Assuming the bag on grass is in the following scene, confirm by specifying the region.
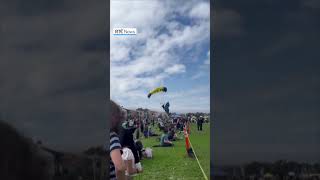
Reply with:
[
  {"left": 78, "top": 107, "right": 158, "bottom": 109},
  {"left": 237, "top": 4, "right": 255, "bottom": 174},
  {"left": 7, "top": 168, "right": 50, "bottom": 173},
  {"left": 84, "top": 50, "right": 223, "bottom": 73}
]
[{"left": 143, "top": 147, "right": 153, "bottom": 158}]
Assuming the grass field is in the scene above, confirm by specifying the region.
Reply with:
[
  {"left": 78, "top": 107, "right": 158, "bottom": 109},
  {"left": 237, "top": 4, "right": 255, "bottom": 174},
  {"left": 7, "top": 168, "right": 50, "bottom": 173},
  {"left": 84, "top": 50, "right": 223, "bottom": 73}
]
[{"left": 135, "top": 123, "right": 210, "bottom": 180}]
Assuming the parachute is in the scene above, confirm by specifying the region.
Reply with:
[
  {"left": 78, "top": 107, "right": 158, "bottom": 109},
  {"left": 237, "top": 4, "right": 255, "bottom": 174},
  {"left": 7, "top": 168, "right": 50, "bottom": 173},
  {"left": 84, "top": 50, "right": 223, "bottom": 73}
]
[
  {"left": 148, "top": 86, "right": 170, "bottom": 115},
  {"left": 147, "top": 86, "right": 167, "bottom": 98}
]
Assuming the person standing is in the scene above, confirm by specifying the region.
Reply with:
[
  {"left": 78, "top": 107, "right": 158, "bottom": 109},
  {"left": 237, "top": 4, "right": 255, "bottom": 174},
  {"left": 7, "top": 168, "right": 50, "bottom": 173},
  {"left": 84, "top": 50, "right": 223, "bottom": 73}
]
[
  {"left": 196, "top": 116, "right": 202, "bottom": 131},
  {"left": 197, "top": 116, "right": 204, "bottom": 131}
]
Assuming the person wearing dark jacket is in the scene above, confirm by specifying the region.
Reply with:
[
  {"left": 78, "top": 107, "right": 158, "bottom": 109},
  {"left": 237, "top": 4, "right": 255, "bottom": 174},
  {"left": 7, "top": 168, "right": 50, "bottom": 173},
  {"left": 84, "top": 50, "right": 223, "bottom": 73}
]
[
  {"left": 119, "top": 123, "right": 141, "bottom": 163},
  {"left": 197, "top": 116, "right": 204, "bottom": 131}
]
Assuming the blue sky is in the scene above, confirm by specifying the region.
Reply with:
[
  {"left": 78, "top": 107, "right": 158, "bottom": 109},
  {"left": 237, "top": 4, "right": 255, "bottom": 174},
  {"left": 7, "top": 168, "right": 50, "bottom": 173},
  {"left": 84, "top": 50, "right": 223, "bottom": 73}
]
[{"left": 111, "top": 0, "right": 210, "bottom": 113}]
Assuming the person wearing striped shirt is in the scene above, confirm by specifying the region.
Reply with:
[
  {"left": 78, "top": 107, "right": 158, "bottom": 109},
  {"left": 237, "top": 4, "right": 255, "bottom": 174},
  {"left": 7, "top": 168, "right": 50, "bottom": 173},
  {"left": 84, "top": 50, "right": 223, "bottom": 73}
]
[
  {"left": 110, "top": 100, "right": 126, "bottom": 180},
  {"left": 110, "top": 132, "right": 125, "bottom": 180}
]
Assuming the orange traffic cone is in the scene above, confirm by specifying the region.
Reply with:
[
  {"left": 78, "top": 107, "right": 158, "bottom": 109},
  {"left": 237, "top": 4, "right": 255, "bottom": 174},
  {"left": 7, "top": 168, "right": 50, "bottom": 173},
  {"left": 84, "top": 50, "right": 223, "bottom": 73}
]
[
  {"left": 184, "top": 127, "right": 194, "bottom": 158},
  {"left": 184, "top": 129, "right": 190, "bottom": 151}
]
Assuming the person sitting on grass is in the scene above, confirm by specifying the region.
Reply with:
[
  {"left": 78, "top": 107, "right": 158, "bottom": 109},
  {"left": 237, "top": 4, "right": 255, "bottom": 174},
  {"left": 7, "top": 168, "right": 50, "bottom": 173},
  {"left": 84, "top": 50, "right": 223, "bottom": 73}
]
[
  {"left": 161, "top": 129, "right": 174, "bottom": 146},
  {"left": 168, "top": 128, "right": 178, "bottom": 141},
  {"left": 144, "top": 124, "right": 159, "bottom": 138},
  {"left": 176, "top": 119, "right": 183, "bottom": 131},
  {"left": 153, "top": 128, "right": 173, "bottom": 147},
  {"left": 121, "top": 145, "right": 142, "bottom": 180}
]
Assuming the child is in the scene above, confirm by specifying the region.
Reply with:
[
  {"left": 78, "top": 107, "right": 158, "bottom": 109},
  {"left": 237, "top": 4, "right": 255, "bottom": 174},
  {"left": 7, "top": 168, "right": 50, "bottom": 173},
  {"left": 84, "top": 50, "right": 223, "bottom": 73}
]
[{"left": 121, "top": 146, "right": 142, "bottom": 180}]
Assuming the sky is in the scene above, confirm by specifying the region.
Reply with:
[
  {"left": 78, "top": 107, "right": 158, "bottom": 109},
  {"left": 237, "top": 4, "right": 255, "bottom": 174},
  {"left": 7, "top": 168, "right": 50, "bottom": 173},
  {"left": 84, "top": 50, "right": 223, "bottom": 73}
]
[
  {"left": 110, "top": 0, "right": 210, "bottom": 113},
  {"left": 213, "top": 0, "right": 320, "bottom": 165}
]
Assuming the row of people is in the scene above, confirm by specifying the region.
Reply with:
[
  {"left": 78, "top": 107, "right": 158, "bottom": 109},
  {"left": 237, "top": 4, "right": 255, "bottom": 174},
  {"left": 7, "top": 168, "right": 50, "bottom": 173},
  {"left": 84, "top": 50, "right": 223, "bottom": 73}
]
[
  {"left": 110, "top": 101, "right": 197, "bottom": 179},
  {"left": 111, "top": 100, "right": 156, "bottom": 180},
  {"left": 110, "top": 100, "right": 142, "bottom": 180}
]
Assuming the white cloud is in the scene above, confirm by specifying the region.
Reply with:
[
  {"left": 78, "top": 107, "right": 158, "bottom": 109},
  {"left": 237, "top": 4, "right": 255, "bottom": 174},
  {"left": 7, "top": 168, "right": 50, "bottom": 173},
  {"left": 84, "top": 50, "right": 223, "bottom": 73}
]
[
  {"left": 167, "top": 86, "right": 210, "bottom": 113},
  {"left": 165, "top": 64, "right": 186, "bottom": 74},
  {"left": 189, "top": 2, "right": 210, "bottom": 19},
  {"left": 110, "top": 0, "right": 210, "bottom": 112}
]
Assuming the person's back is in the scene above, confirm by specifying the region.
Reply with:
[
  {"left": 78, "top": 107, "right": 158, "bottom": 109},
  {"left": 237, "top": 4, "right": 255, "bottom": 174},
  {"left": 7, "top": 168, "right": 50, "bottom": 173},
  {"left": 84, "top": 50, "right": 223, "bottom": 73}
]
[
  {"left": 120, "top": 127, "right": 140, "bottom": 165},
  {"left": 160, "top": 133, "right": 167, "bottom": 146},
  {"left": 197, "top": 118, "right": 200, "bottom": 125},
  {"left": 120, "top": 126, "right": 136, "bottom": 148},
  {"left": 160, "top": 129, "right": 173, "bottom": 147}
]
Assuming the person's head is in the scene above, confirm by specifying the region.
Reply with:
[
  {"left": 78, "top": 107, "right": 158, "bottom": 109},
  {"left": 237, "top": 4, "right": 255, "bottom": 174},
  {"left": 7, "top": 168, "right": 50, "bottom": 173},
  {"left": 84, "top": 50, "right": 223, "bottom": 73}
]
[
  {"left": 111, "top": 100, "right": 125, "bottom": 134},
  {"left": 128, "top": 119, "right": 134, "bottom": 127}
]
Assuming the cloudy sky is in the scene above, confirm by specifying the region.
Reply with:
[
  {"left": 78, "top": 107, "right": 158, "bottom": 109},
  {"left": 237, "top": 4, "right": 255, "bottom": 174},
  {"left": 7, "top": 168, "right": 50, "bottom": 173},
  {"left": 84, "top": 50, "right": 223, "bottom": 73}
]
[
  {"left": 0, "top": 0, "right": 108, "bottom": 152},
  {"left": 213, "top": 0, "right": 320, "bottom": 165},
  {"left": 110, "top": 0, "right": 210, "bottom": 113}
]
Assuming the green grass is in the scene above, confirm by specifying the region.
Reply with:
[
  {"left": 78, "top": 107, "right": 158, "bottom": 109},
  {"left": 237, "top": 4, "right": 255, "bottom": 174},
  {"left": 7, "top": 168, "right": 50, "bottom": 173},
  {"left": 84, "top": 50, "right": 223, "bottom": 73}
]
[{"left": 135, "top": 123, "right": 210, "bottom": 180}]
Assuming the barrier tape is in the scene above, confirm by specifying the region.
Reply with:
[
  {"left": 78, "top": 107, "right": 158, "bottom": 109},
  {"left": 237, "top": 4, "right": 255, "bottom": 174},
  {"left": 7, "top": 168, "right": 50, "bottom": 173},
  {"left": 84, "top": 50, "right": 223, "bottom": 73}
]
[{"left": 188, "top": 135, "right": 208, "bottom": 180}]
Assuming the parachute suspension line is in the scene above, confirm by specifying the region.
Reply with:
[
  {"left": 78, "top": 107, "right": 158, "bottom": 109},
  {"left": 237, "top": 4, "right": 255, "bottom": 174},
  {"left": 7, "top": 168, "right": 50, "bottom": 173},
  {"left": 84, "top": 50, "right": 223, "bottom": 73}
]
[
  {"left": 162, "top": 91, "right": 166, "bottom": 106},
  {"left": 147, "top": 86, "right": 169, "bottom": 114}
]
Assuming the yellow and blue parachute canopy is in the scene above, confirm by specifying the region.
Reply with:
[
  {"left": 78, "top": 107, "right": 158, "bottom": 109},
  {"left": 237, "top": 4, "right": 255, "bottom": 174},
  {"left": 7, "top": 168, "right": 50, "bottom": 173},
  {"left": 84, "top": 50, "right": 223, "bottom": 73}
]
[{"left": 147, "top": 86, "right": 167, "bottom": 98}]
